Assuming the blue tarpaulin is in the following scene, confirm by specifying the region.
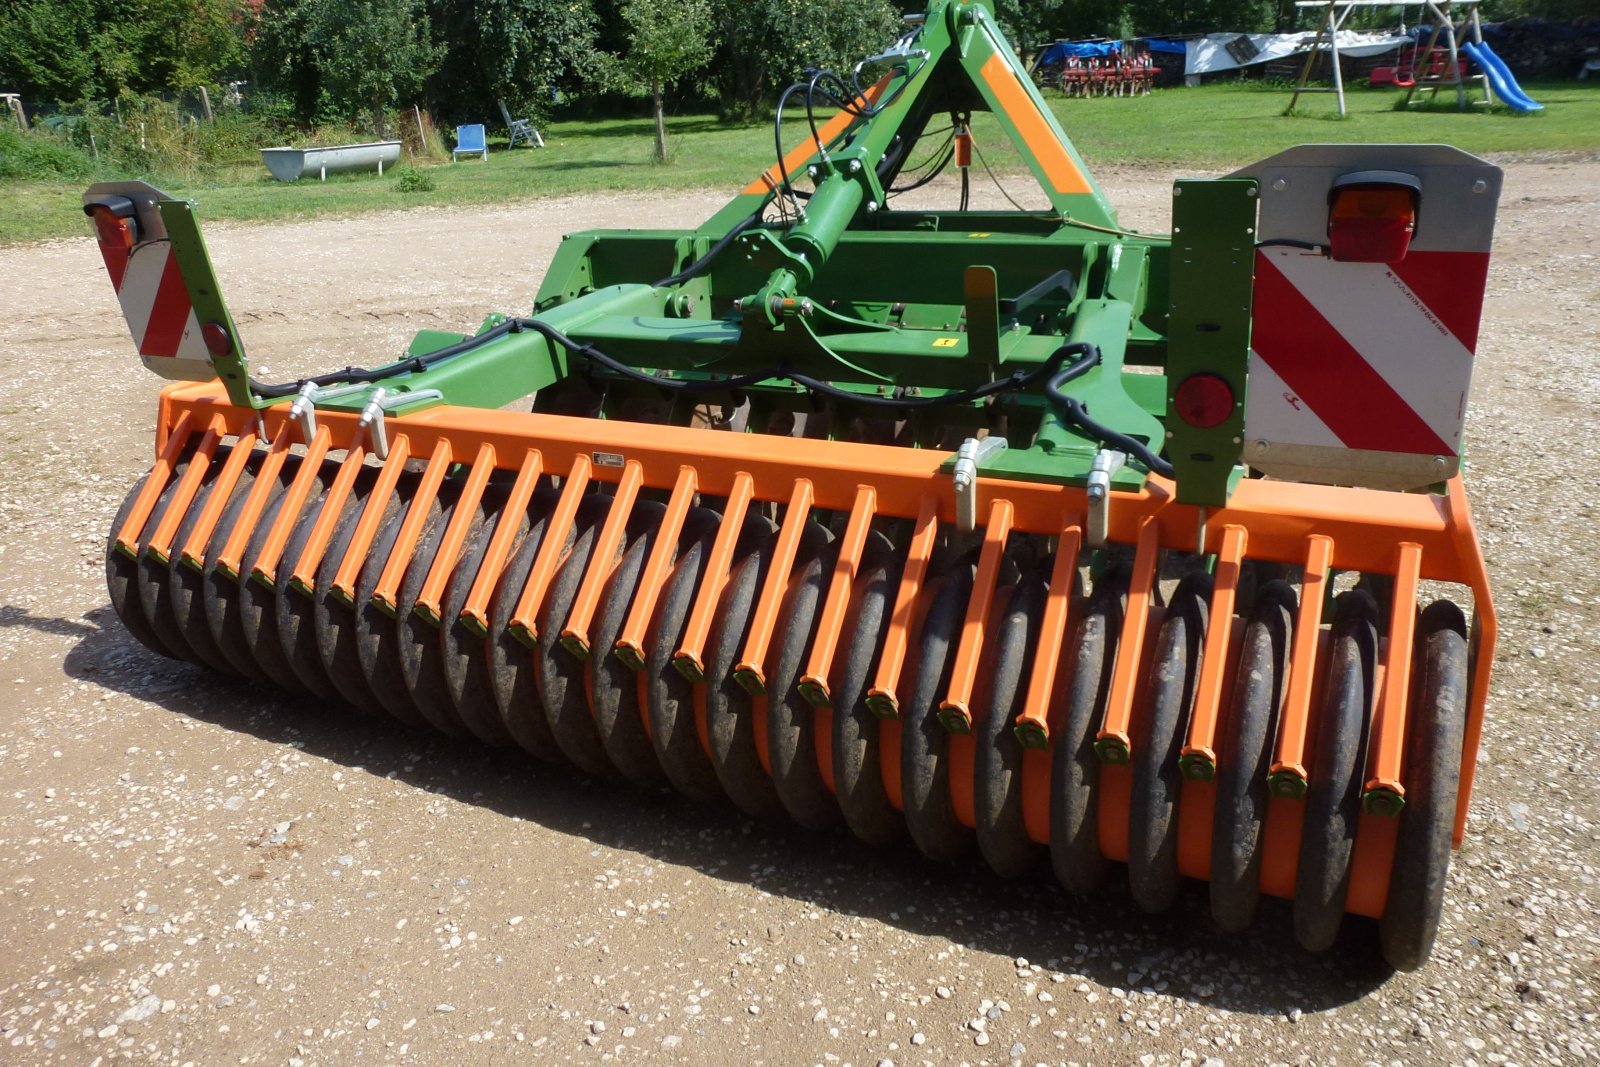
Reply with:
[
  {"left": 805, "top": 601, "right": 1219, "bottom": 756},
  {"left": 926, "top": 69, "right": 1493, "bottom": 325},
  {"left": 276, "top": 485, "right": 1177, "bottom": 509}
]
[
  {"left": 1037, "top": 41, "right": 1123, "bottom": 65},
  {"left": 1144, "top": 38, "right": 1188, "bottom": 55}
]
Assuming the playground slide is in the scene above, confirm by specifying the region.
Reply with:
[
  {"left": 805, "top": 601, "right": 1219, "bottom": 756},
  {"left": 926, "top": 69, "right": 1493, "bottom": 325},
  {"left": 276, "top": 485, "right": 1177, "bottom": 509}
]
[{"left": 1462, "top": 41, "right": 1544, "bottom": 112}]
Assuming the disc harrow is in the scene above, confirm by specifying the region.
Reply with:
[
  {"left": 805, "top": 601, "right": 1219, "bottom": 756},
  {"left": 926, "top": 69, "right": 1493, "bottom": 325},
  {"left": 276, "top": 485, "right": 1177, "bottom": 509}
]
[{"left": 85, "top": 0, "right": 1503, "bottom": 969}]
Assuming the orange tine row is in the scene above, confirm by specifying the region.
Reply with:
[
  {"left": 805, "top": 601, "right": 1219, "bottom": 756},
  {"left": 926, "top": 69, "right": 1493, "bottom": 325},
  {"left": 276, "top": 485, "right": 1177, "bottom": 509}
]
[
  {"left": 1179, "top": 523, "right": 1248, "bottom": 780},
  {"left": 331, "top": 434, "right": 412, "bottom": 604},
  {"left": 732, "top": 477, "right": 813, "bottom": 693},
  {"left": 213, "top": 429, "right": 295, "bottom": 580},
  {"left": 178, "top": 431, "right": 257, "bottom": 571},
  {"left": 287, "top": 431, "right": 368, "bottom": 596},
  {"left": 1012, "top": 520, "right": 1084, "bottom": 748},
  {"left": 1095, "top": 515, "right": 1160, "bottom": 763},
  {"left": 1269, "top": 534, "right": 1334, "bottom": 797},
  {"left": 457, "top": 449, "right": 543, "bottom": 638},
  {"left": 113, "top": 409, "right": 195, "bottom": 557},
  {"left": 864, "top": 494, "right": 940, "bottom": 719},
  {"left": 141, "top": 421, "right": 223, "bottom": 563},
  {"left": 560, "top": 458, "right": 644, "bottom": 657},
  {"left": 507, "top": 453, "right": 592, "bottom": 647},
  {"left": 938, "top": 498, "right": 1014, "bottom": 733},
  {"left": 673, "top": 471, "right": 756, "bottom": 681},
  {"left": 797, "top": 485, "right": 878, "bottom": 708},
  {"left": 1364, "top": 540, "right": 1422, "bottom": 815},
  {"left": 414, "top": 442, "right": 498, "bottom": 627},
  {"left": 369, "top": 439, "right": 453, "bottom": 617},
  {"left": 249, "top": 424, "right": 333, "bottom": 588}
]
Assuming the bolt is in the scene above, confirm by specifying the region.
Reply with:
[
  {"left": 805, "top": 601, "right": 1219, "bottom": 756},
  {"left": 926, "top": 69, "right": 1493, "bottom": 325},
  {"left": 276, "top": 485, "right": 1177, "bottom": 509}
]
[
  {"left": 807, "top": 166, "right": 819, "bottom": 180},
  {"left": 848, "top": 160, "right": 861, "bottom": 174},
  {"left": 1433, "top": 455, "right": 1448, "bottom": 469},
  {"left": 1253, "top": 439, "right": 1270, "bottom": 454},
  {"left": 866, "top": 200, "right": 879, "bottom": 213},
  {"left": 1173, "top": 186, "right": 1183, "bottom": 197},
  {"left": 1272, "top": 178, "right": 1288, "bottom": 192},
  {"left": 1472, "top": 179, "right": 1488, "bottom": 193},
  {"left": 1246, "top": 186, "right": 1258, "bottom": 198}
]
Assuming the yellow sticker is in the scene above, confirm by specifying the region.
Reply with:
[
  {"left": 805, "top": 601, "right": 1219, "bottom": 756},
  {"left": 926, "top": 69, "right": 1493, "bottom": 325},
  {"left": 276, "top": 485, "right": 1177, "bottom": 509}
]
[
  {"left": 967, "top": 232, "right": 992, "bottom": 238},
  {"left": 933, "top": 337, "right": 959, "bottom": 348}
]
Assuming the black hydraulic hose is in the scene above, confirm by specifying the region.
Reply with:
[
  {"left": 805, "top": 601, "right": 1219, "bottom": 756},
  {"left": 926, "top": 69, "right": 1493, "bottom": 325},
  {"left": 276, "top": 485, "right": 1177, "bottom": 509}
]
[
  {"left": 1044, "top": 344, "right": 1175, "bottom": 478},
  {"left": 651, "top": 199, "right": 773, "bottom": 289}
]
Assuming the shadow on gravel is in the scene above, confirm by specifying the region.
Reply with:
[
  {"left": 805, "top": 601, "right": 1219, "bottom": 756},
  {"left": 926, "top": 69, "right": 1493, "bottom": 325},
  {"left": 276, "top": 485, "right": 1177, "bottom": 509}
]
[{"left": 63, "top": 608, "right": 1393, "bottom": 1016}]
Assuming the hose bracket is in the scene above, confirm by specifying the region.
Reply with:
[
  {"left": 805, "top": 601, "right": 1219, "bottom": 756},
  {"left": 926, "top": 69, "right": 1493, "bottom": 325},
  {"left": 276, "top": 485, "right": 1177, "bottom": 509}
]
[{"left": 951, "top": 436, "right": 1007, "bottom": 533}]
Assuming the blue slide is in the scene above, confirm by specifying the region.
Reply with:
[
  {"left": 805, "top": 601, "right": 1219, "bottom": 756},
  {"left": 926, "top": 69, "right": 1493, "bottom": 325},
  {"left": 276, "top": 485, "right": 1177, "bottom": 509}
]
[{"left": 1461, "top": 40, "right": 1544, "bottom": 112}]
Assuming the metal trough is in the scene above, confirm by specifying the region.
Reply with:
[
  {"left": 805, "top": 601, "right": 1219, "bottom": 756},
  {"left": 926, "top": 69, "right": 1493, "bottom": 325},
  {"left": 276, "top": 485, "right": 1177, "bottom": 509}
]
[{"left": 260, "top": 141, "right": 402, "bottom": 183}]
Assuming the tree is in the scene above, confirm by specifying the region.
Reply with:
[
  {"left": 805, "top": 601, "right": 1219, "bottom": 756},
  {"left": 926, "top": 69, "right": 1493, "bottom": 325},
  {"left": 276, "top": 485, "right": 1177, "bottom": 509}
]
[
  {"left": 251, "top": 0, "right": 440, "bottom": 132},
  {"left": 604, "top": 0, "right": 715, "bottom": 161},
  {"left": 709, "top": 0, "right": 901, "bottom": 120},
  {"left": 0, "top": 0, "right": 245, "bottom": 104},
  {"left": 428, "top": 0, "right": 601, "bottom": 127}
]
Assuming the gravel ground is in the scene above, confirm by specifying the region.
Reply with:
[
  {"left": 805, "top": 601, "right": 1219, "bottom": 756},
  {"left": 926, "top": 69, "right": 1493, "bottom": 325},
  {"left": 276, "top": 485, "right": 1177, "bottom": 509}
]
[{"left": 0, "top": 159, "right": 1596, "bottom": 1067}]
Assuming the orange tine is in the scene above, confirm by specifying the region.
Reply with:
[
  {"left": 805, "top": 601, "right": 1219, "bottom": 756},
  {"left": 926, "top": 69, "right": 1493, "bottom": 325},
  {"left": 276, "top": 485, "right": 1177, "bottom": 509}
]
[
  {"left": 673, "top": 471, "right": 756, "bottom": 682},
  {"left": 414, "top": 442, "right": 499, "bottom": 627},
  {"left": 287, "top": 434, "right": 368, "bottom": 596},
  {"left": 1268, "top": 534, "right": 1334, "bottom": 798},
  {"left": 1364, "top": 541, "right": 1422, "bottom": 816},
  {"left": 937, "top": 498, "right": 1014, "bottom": 734},
  {"left": 1179, "top": 523, "right": 1248, "bottom": 781},
  {"left": 1094, "top": 515, "right": 1159, "bottom": 764},
  {"left": 113, "top": 409, "right": 195, "bottom": 557},
  {"left": 458, "top": 448, "right": 543, "bottom": 638},
  {"left": 250, "top": 424, "right": 333, "bottom": 588},
  {"left": 560, "top": 458, "right": 644, "bottom": 658},
  {"left": 178, "top": 431, "right": 257, "bottom": 570},
  {"left": 369, "top": 438, "right": 453, "bottom": 617},
  {"left": 142, "top": 422, "right": 222, "bottom": 563},
  {"left": 865, "top": 493, "right": 940, "bottom": 720},
  {"left": 331, "top": 434, "right": 412, "bottom": 604},
  {"left": 613, "top": 465, "right": 697, "bottom": 669},
  {"left": 732, "top": 477, "right": 813, "bottom": 694},
  {"left": 507, "top": 453, "right": 593, "bottom": 647},
  {"left": 1012, "top": 521, "right": 1084, "bottom": 748},
  {"left": 1444, "top": 476, "right": 1495, "bottom": 845},
  {"left": 797, "top": 485, "right": 878, "bottom": 708},
  {"left": 213, "top": 430, "right": 294, "bottom": 580}
]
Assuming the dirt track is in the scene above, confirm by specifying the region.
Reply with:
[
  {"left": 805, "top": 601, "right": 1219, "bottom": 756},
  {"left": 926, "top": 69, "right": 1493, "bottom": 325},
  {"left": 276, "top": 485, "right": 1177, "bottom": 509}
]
[{"left": 1, "top": 161, "right": 1597, "bottom": 1066}]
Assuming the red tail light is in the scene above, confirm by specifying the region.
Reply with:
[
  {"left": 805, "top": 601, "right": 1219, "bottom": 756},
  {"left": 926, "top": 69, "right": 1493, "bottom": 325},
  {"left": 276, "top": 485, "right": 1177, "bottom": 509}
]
[
  {"left": 1327, "top": 172, "right": 1420, "bottom": 263},
  {"left": 1173, "top": 373, "right": 1235, "bottom": 428}
]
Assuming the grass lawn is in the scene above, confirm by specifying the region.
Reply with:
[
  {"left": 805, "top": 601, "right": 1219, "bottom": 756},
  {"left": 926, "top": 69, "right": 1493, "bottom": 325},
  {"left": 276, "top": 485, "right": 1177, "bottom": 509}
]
[{"left": 5, "top": 79, "right": 1596, "bottom": 245}]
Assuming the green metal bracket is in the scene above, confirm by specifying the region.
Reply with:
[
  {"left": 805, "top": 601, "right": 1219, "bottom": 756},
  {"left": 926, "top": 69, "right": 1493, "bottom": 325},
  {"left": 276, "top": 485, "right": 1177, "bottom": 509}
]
[
  {"left": 1165, "top": 178, "right": 1257, "bottom": 508},
  {"left": 157, "top": 199, "right": 257, "bottom": 410}
]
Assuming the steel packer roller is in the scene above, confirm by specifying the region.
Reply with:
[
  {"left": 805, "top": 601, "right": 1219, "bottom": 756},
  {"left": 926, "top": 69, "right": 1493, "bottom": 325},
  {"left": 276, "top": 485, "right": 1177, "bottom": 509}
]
[{"left": 88, "top": 0, "right": 1500, "bottom": 969}]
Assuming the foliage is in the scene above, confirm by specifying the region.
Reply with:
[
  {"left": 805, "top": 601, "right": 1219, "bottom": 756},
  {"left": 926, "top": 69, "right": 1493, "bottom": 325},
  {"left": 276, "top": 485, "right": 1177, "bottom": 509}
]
[
  {"left": 709, "top": 0, "right": 903, "bottom": 120},
  {"left": 0, "top": 0, "right": 244, "bottom": 104},
  {"left": 597, "top": 0, "right": 717, "bottom": 161},
  {"left": 0, "top": 127, "right": 98, "bottom": 181},
  {"left": 396, "top": 165, "right": 435, "bottom": 191},
  {"left": 250, "top": 0, "right": 441, "bottom": 133},
  {"left": 429, "top": 0, "right": 600, "bottom": 127}
]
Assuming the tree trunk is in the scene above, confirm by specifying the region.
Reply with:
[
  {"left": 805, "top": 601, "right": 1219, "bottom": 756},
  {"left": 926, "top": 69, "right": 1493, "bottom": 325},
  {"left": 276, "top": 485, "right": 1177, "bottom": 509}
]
[{"left": 652, "top": 81, "right": 667, "bottom": 163}]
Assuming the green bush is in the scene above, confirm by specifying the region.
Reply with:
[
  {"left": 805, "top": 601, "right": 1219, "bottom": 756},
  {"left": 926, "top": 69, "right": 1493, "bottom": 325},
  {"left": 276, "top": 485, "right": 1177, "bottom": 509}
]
[
  {"left": 396, "top": 165, "right": 434, "bottom": 192},
  {"left": 0, "top": 128, "right": 98, "bottom": 181}
]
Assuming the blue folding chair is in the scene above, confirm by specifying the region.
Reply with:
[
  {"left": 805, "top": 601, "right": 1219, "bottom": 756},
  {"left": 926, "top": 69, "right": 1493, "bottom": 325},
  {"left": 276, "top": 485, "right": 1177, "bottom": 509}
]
[{"left": 453, "top": 124, "right": 488, "bottom": 162}]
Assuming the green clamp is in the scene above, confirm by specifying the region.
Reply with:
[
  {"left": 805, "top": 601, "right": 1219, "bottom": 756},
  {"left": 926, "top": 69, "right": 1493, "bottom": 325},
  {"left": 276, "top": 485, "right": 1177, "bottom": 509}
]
[
  {"left": 1093, "top": 736, "right": 1130, "bottom": 766},
  {"left": 1013, "top": 721, "right": 1049, "bottom": 751},
  {"left": 1178, "top": 752, "right": 1216, "bottom": 782},
  {"left": 1362, "top": 786, "right": 1406, "bottom": 818},
  {"left": 1267, "top": 769, "right": 1308, "bottom": 800}
]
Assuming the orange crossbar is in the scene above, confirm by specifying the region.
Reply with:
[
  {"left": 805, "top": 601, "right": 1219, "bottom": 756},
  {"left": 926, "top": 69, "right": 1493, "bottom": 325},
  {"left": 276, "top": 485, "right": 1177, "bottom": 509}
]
[
  {"left": 213, "top": 430, "right": 292, "bottom": 579},
  {"left": 939, "top": 498, "right": 1014, "bottom": 732},
  {"left": 331, "top": 434, "right": 411, "bottom": 602},
  {"left": 288, "top": 434, "right": 368, "bottom": 594},
  {"left": 1270, "top": 534, "right": 1334, "bottom": 795},
  {"left": 415, "top": 442, "right": 498, "bottom": 625},
  {"left": 178, "top": 430, "right": 256, "bottom": 569},
  {"left": 509, "top": 453, "right": 592, "bottom": 645},
  {"left": 561, "top": 458, "right": 643, "bottom": 657},
  {"left": 370, "top": 438, "right": 453, "bottom": 615},
  {"left": 114, "top": 409, "right": 194, "bottom": 556},
  {"left": 142, "top": 421, "right": 221, "bottom": 561},
  {"left": 1180, "top": 523, "right": 1248, "bottom": 777},
  {"left": 1096, "top": 516, "right": 1159, "bottom": 762},
  {"left": 251, "top": 424, "right": 332, "bottom": 586},
  {"left": 798, "top": 485, "right": 877, "bottom": 707},
  {"left": 675, "top": 471, "right": 755, "bottom": 680},
  {"left": 614, "top": 465, "right": 696, "bottom": 669},
  {"left": 1013, "top": 522, "right": 1083, "bottom": 745},
  {"left": 458, "top": 449, "right": 543, "bottom": 635},
  {"left": 1365, "top": 541, "right": 1422, "bottom": 811},
  {"left": 866, "top": 494, "right": 940, "bottom": 719},
  {"left": 734, "top": 478, "right": 813, "bottom": 692}
]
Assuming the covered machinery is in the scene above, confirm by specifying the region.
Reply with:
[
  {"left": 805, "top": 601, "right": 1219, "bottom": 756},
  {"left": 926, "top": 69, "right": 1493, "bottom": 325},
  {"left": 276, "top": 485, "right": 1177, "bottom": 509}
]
[{"left": 88, "top": 0, "right": 1500, "bottom": 969}]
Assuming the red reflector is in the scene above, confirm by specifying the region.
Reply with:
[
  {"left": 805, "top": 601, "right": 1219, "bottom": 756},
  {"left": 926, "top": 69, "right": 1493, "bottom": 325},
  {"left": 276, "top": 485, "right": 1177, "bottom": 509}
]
[
  {"left": 1328, "top": 185, "right": 1416, "bottom": 263},
  {"left": 954, "top": 128, "right": 972, "bottom": 169},
  {"left": 90, "top": 206, "right": 134, "bottom": 253},
  {"left": 1174, "top": 374, "right": 1234, "bottom": 429}
]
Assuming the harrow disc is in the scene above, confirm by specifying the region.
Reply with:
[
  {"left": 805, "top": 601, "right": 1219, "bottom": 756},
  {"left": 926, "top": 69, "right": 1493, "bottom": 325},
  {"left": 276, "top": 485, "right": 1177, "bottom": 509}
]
[
  {"left": 901, "top": 561, "right": 978, "bottom": 862},
  {"left": 107, "top": 468, "right": 189, "bottom": 661},
  {"left": 765, "top": 522, "right": 841, "bottom": 830},
  {"left": 486, "top": 487, "right": 565, "bottom": 762},
  {"left": 310, "top": 473, "right": 398, "bottom": 718},
  {"left": 353, "top": 480, "right": 444, "bottom": 731},
  {"left": 534, "top": 495, "right": 616, "bottom": 775},
  {"left": 200, "top": 455, "right": 297, "bottom": 683}
]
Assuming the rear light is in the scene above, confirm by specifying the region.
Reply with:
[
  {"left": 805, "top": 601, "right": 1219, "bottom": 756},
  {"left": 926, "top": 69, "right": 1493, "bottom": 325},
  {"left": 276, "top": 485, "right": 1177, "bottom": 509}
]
[
  {"left": 1327, "top": 171, "right": 1421, "bottom": 263},
  {"left": 953, "top": 125, "right": 972, "bottom": 169},
  {"left": 1173, "top": 373, "right": 1235, "bottom": 428},
  {"left": 85, "top": 201, "right": 138, "bottom": 289}
]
